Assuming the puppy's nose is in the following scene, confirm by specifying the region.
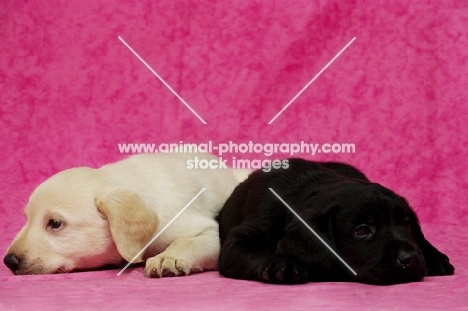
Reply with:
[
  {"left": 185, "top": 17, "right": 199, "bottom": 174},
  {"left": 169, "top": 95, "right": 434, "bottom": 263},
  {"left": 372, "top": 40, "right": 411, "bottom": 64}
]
[
  {"left": 4, "top": 254, "right": 21, "bottom": 271},
  {"left": 397, "top": 250, "right": 420, "bottom": 270}
]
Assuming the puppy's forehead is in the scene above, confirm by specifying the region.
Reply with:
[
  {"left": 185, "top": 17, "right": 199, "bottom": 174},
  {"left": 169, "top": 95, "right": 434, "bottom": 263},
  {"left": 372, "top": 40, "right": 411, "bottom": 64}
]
[
  {"left": 37, "top": 167, "right": 97, "bottom": 189},
  {"left": 351, "top": 201, "right": 407, "bottom": 222},
  {"left": 25, "top": 167, "right": 99, "bottom": 215},
  {"left": 343, "top": 183, "right": 412, "bottom": 223}
]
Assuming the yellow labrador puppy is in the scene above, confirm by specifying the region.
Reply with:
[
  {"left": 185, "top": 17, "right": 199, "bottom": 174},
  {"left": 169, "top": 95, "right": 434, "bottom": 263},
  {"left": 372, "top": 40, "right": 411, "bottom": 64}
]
[{"left": 4, "top": 153, "right": 251, "bottom": 277}]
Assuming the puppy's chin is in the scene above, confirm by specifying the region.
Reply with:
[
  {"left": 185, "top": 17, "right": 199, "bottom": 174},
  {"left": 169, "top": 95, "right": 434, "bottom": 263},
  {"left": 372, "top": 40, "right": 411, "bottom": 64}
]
[
  {"left": 68, "top": 253, "right": 124, "bottom": 273},
  {"left": 13, "top": 265, "right": 72, "bottom": 275},
  {"left": 11, "top": 252, "right": 124, "bottom": 275},
  {"left": 69, "top": 262, "right": 126, "bottom": 273},
  {"left": 355, "top": 266, "right": 426, "bottom": 285},
  {"left": 15, "top": 262, "right": 126, "bottom": 275}
]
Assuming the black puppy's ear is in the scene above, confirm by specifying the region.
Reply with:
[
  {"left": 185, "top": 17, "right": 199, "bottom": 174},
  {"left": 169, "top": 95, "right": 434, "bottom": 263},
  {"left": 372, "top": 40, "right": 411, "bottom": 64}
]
[
  {"left": 279, "top": 203, "right": 337, "bottom": 250},
  {"left": 308, "top": 203, "right": 337, "bottom": 248},
  {"left": 410, "top": 219, "right": 454, "bottom": 276}
]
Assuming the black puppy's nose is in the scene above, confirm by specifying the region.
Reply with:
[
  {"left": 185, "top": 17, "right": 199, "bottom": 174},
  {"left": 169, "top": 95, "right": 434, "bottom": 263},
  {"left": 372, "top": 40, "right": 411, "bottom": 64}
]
[
  {"left": 397, "top": 250, "right": 420, "bottom": 270},
  {"left": 4, "top": 254, "right": 21, "bottom": 271}
]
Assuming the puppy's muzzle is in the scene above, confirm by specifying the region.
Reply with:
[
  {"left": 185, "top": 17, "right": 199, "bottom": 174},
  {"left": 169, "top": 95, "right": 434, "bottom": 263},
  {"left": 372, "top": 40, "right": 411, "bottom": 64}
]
[
  {"left": 4, "top": 253, "right": 21, "bottom": 272},
  {"left": 392, "top": 243, "right": 424, "bottom": 277}
]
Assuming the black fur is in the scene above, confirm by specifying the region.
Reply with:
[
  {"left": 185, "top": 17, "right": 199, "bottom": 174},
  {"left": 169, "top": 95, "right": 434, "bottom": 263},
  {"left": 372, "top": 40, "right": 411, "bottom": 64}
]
[{"left": 217, "top": 158, "right": 454, "bottom": 285}]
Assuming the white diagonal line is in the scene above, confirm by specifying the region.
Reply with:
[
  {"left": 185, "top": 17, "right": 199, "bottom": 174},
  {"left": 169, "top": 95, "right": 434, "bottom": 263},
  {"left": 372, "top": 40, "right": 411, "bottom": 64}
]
[
  {"left": 117, "top": 188, "right": 206, "bottom": 276},
  {"left": 268, "top": 37, "right": 356, "bottom": 124},
  {"left": 268, "top": 188, "right": 357, "bottom": 275},
  {"left": 118, "top": 36, "right": 207, "bottom": 124}
]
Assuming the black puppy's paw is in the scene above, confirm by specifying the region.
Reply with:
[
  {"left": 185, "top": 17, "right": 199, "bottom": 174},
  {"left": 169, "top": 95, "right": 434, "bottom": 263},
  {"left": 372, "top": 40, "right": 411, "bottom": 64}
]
[
  {"left": 261, "top": 257, "right": 307, "bottom": 284},
  {"left": 425, "top": 253, "right": 454, "bottom": 276}
]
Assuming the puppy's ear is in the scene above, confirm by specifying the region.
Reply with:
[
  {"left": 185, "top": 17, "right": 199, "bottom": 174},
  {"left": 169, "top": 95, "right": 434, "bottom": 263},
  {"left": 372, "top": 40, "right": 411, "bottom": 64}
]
[
  {"left": 95, "top": 190, "right": 159, "bottom": 263},
  {"left": 313, "top": 203, "right": 337, "bottom": 247},
  {"left": 410, "top": 217, "right": 454, "bottom": 276},
  {"left": 278, "top": 203, "right": 337, "bottom": 264}
]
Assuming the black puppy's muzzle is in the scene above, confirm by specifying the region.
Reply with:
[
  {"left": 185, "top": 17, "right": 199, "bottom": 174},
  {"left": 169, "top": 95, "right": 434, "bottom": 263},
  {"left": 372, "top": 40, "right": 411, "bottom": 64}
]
[{"left": 390, "top": 241, "right": 425, "bottom": 280}]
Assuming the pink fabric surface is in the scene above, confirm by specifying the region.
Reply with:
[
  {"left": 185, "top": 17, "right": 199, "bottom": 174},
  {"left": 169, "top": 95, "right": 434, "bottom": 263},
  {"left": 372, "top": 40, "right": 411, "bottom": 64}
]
[
  {"left": 0, "top": 225, "right": 466, "bottom": 310},
  {"left": 1, "top": 0, "right": 467, "bottom": 310}
]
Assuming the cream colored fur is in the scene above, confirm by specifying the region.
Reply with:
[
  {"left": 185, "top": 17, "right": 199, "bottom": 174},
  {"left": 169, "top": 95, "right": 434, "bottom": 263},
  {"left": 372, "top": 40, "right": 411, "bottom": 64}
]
[{"left": 5, "top": 153, "right": 251, "bottom": 276}]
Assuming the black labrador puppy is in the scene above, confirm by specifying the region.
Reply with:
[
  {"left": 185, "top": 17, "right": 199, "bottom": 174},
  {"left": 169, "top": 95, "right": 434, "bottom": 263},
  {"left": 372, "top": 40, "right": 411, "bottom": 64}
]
[{"left": 217, "top": 159, "right": 454, "bottom": 285}]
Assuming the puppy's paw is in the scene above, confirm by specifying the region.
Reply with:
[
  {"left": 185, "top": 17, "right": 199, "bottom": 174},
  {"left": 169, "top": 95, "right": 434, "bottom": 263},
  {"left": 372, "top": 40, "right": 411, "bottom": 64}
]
[
  {"left": 261, "top": 257, "right": 307, "bottom": 284},
  {"left": 144, "top": 254, "right": 190, "bottom": 278},
  {"left": 425, "top": 253, "right": 454, "bottom": 276}
]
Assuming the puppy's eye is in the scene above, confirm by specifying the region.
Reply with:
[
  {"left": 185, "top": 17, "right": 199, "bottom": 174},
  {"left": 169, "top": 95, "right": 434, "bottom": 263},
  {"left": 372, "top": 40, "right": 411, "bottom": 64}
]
[
  {"left": 47, "top": 219, "right": 64, "bottom": 230},
  {"left": 404, "top": 219, "right": 412, "bottom": 232},
  {"left": 354, "top": 225, "right": 371, "bottom": 236}
]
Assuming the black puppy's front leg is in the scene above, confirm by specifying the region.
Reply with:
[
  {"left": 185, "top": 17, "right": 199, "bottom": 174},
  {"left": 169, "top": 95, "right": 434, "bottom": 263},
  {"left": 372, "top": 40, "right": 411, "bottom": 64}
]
[
  {"left": 262, "top": 218, "right": 339, "bottom": 284},
  {"left": 219, "top": 224, "right": 278, "bottom": 281},
  {"left": 262, "top": 234, "right": 309, "bottom": 284}
]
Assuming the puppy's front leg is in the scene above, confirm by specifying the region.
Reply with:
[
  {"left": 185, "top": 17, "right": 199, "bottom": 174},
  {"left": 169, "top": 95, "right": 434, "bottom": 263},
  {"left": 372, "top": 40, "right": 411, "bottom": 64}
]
[
  {"left": 144, "top": 228, "right": 219, "bottom": 278},
  {"left": 264, "top": 219, "right": 339, "bottom": 284},
  {"left": 262, "top": 231, "right": 310, "bottom": 284}
]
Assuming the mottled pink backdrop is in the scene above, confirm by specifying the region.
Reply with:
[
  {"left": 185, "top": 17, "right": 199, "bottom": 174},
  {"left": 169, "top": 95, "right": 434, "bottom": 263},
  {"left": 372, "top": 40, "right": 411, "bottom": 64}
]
[{"left": 1, "top": 1, "right": 467, "bottom": 310}]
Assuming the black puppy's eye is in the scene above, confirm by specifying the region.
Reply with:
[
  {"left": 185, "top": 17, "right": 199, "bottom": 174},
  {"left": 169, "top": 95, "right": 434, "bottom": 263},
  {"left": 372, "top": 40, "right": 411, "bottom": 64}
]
[
  {"left": 47, "top": 219, "right": 64, "bottom": 230},
  {"left": 404, "top": 219, "right": 412, "bottom": 232},
  {"left": 354, "top": 225, "right": 371, "bottom": 236}
]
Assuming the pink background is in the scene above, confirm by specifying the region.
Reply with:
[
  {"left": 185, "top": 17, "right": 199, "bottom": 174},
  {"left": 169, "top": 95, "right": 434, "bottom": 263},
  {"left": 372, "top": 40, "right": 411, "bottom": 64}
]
[{"left": 1, "top": 0, "right": 467, "bottom": 310}]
